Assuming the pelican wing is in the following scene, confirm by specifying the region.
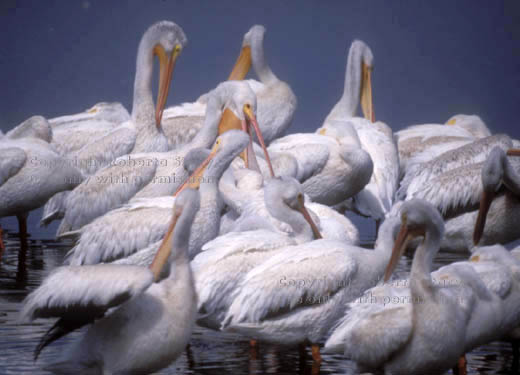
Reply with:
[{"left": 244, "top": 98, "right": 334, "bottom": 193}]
[
  {"left": 268, "top": 134, "right": 331, "bottom": 181},
  {"left": 20, "top": 264, "right": 153, "bottom": 359},
  {"left": 0, "top": 147, "right": 26, "bottom": 186},
  {"left": 359, "top": 121, "right": 400, "bottom": 210},
  {"left": 193, "top": 230, "right": 295, "bottom": 316},
  {"left": 325, "top": 283, "right": 412, "bottom": 365},
  {"left": 409, "top": 163, "right": 483, "bottom": 215},
  {"left": 162, "top": 102, "right": 206, "bottom": 148},
  {"left": 57, "top": 154, "right": 158, "bottom": 235},
  {"left": 65, "top": 197, "right": 175, "bottom": 265},
  {"left": 20, "top": 264, "right": 153, "bottom": 322},
  {"left": 399, "top": 134, "right": 511, "bottom": 200},
  {"left": 224, "top": 240, "right": 357, "bottom": 324},
  {"left": 68, "top": 124, "right": 137, "bottom": 175}
]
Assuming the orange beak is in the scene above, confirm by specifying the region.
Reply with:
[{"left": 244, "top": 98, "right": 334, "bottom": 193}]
[
  {"left": 243, "top": 105, "right": 275, "bottom": 177},
  {"left": 360, "top": 62, "right": 375, "bottom": 123},
  {"left": 296, "top": 194, "right": 322, "bottom": 240},
  {"left": 149, "top": 205, "right": 183, "bottom": 281},
  {"left": 384, "top": 220, "right": 413, "bottom": 282},
  {"left": 154, "top": 44, "right": 181, "bottom": 128},
  {"left": 228, "top": 46, "right": 252, "bottom": 81},
  {"left": 473, "top": 190, "right": 495, "bottom": 246},
  {"left": 174, "top": 143, "right": 220, "bottom": 197}
]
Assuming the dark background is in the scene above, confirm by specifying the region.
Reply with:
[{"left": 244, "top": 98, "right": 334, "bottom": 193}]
[
  {"left": 1, "top": 1, "right": 519, "bottom": 136},
  {"left": 1, "top": 0, "right": 520, "bottom": 237}
]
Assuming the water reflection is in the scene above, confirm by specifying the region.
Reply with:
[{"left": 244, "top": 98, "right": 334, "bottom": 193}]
[{"left": 0, "top": 218, "right": 517, "bottom": 374}]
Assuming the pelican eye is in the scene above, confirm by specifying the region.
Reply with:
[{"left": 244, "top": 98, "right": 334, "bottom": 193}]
[{"left": 175, "top": 44, "right": 182, "bottom": 53}]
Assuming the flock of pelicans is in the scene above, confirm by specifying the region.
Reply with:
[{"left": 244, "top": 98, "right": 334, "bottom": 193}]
[{"left": 1, "top": 20, "right": 520, "bottom": 374}]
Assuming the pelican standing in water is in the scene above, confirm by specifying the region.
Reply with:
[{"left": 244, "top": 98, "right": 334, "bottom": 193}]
[
  {"left": 222, "top": 209, "right": 399, "bottom": 362},
  {"left": 65, "top": 130, "right": 251, "bottom": 265},
  {"left": 325, "top": 199, "right": 467, "bottom": 373},
  {"left": 320, "top": 40, "right": 399, "bottom": 221},
  {"left": 55, "top": 81, "right": 274, "bottom": 235},
  {"left": 162, "top": 24, "right": 296, "bottom": 148},
  {"left": 41, "top": 21, "right": 187, "bottom": 226},
  {"left": 19, "top": 188, "right": 200, "bottom": 374},
  {"left": 0, "top": 120, "right": 82, "bottom": 256}
]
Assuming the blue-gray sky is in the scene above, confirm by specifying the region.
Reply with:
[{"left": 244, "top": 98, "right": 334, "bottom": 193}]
[{"left": 1, "top": 0, "right": 520, "bottom": 138}]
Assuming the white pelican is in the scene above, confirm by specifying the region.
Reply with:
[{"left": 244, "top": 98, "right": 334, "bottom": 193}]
[
  {"left": 396, "top": 114, "right": 491, "bottom": 175},
  {"left": 19, "top": 188, "right": 200, "bottom": 374},
  {"left": 49, "top": 102, "right": 130, "bottom": 155},
  {"left": 162, "top": 24, "right": 296, "bottom": 148},
  {"left": 264, "top": 122, "right": 373, "bottom": 206},
  {"left": 324, "top": 199, "right": 467, "bottom": 373},
  {"left": 325, "top": 244, "right": 520, "bottom": 374},
  {"left": 464, "top": 146, "right": 520, "bottom": 249},
  {"left": 218, "top": 167, "right": 359, "bottom": 243},
  {"left": 398, "top": 133, "right": 512, "bottom": 202},
  {"left": 398, "top": 144, "right": 520, "bottom": 252},
  {"left": 40, "top": 21, "right": 187, "bottom": 227},
  {"left": 55, "top": 81, "right": 273, "bottom": 236},
  {"left": 320, "top": 40, "right": 399, "bottom": 220},
  {"left": 222, "top": 211, "right": 400, "bottom": 362},
  {"left": 192, "top": 175, "right": 323, "bottom": 331},
  {"left": 64, "top": 130, "right": 250, "bottom": 265},
  {"left": 0, "top": 129, "right": 82, "bottom": 255},
  {"left": 4, "top": 115, "right": 52, "bottom": 142}
]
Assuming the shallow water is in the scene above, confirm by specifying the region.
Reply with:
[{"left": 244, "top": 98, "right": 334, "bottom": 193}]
[{"left": 0, "top": 211, "right": 518, "bottom": 375}]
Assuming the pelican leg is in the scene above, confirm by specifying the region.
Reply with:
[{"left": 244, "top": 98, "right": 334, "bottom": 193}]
[
  {"left": 452, "top": 354, "right": 467, "bottom": 375},
  {"left": 185, "top": 343, "right": 195, "bottom": 369},
  {"left": 17, "top": 213, "right": 28, "bottom": 247},
  {"left": 249, "top": 339, "right": 258, "bottom": 360},
  {"left": 311, "top": 344, "right": 322, "bottom": 363}
]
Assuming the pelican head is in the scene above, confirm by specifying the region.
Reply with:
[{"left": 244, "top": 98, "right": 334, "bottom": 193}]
[
  {"left": 384, "top": 199, "right": 444, "bottom": 282},
  {"left": 264, "top": 177, "right": 322, "bottom": 240},
  {"left": 470, "top": 244, "right": 520, "bottom": 265},
  {"left": 216, "top": 81, "right": 275, "bottom": 176},
  {"left": 136, "top": 21, "right": 187, "bottom": 127},
  {"left": 7, "top": 116, "right": 52, "bottom": 143},
  {"left": 473, "top": 146, "right": 520, "bottom": 245},
  {"left": 174, "top": 130, "right": 250, "bottom": 196},
  {"left": 227, "top": 25, "right": 266, "bottom": 80},
  {"left": 349, "top": 40, "right": 374, "bottom": 122},
  {"left": 445, "top": 114, "right": 491, "bottom": 138}
]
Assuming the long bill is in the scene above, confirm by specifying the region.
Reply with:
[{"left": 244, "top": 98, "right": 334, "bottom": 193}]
[
  {"left": 173, "top": 145, "right": 219, "bottom": 197},
  {"left": 217, "top": 108, "right": 260, "bottom": 174},
  {"left": 360, "top": 62, "right": 375, "bottom": 123},
  {"left": 243, "top": 106, "right": 275, "bottom": 177},
  {"left": 296, "top": 194, "right": 322, "bottom": 240},
  {"left": 228, "top": 46, "right": 252, "bottom": 80},
  {"left": 149, "top": 206, "right": 183, "bottom": 281},
  {"left": 383, "top": 224, "right": 411, "bottom": 282},
  {"left": 155, "top": 44, "right": 181, "bottom": 127},
  {"left": 473, "top": 190, "right": 495, "bottom": 246}
]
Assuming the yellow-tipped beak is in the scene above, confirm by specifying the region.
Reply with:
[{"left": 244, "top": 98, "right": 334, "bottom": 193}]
[
  {"left": 446, "top": 118, "right": 457, "bottom": 125},
  {"left": 243, "top": 105, "right": 275, "bottom": 177},
  {"left": 360, "top": 62, "right": 375, "bottom": 123},
  {"left": 154, "top": 44, "right": 182, "bottom": 128},
  {"left": 296, "top": 194, "right": 322, "bottom": 240},
  {"left": 149, "top": 205, "right": 183, "bottom": 281},
  {"left": 228, "top": 46, "right": 252, "bottom": 81}
]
